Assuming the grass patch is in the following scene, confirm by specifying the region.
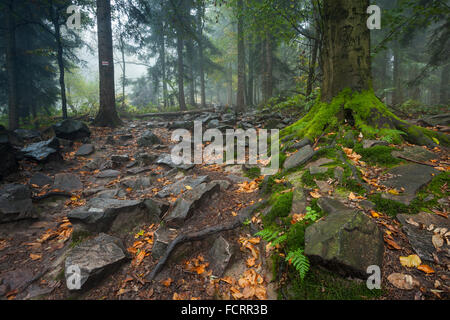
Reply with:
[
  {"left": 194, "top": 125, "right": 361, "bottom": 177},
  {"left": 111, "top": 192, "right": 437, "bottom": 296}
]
[{"left": 263, "top": 192, "right": 293, "bottom": 226}]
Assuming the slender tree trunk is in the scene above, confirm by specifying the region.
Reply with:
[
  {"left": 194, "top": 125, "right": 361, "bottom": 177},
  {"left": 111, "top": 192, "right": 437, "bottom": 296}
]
[
  {"left": 197, "top": 2, "right": 206, "bottom": 108},
  {"left": 265, "top": 34, "right": 273, "bottom": 101},
  {"left": 120, "top": 35, "right": 126, "bottom": 109},
  {"left": 186, "top": 41, "right": 196, "bottom": 107},
  {"left": 176, "top": 33, "right": 187, "bottom": 111},
  {"left": 306, "top": 37, "right": 319, "bottom": 97},
  {"left": 53, "top": 19, "right": 68, "bottom": 119},
  {"left": 261, "top": 40, "right": 268, "bottom": 103},
  {"left": 6, "top": 0, "right": 18, "bottom": 130},
  {"left": 236, "top": 0, "right": 246, "bottom": 112},
  {"left": 321, "top": 0, "right": 371, "bottom": 102},
  {"left": 94, "top": 0, "right": 122, "bottom": 127},
  {"left": 228, "top": 63, "right": 233, "bottom": 107},
  {"left": 392, "top": 43, "right": 403, "bottom": 106},
  {"left": 440, "top": 64, "right": 449, "bottom": 105},
  {"left": 247, "top": 40, "right": 254, "bottom": 106},
  {"left": 159, "top": 32, "right": 168, "bottom": 109}
]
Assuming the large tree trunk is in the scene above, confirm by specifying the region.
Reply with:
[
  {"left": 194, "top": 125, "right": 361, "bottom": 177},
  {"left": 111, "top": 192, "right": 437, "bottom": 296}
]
[
  {"left": 227, "top": 63, "right": 233, "bottom": 107},
  {"left": 321, "top": 0, "right": 371, "bottom": 102},
  {"left": 440, "top": 64, "right": 449, "bottom": 105},
  {"left": 94, "top": 0, "right": 122, "bottom": 127},
  {"left": 197, "top": 2, "right": 206, "bottom": 108},
  {"left": 53, "top": 16, "right": 68, "bottom": 119},
  {"left": 236, "top": 0, "right": 246, "bottom": 112},
  {"left": 159, "top": 30, "right": 168, "bottom": 109},
  {"left": 6, "top": 0, "right": 18, "bottom": 130},
  {"left": 176, "top": 33, "right": 187, "bottom": 111},
  {"left": 306, "top": 37, "right": 319, "bottom": 97}
]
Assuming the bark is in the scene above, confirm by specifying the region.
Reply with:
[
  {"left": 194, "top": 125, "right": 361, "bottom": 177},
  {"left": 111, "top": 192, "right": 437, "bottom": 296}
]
[
  {"left": 176, "top": 33, "right": 187, "bottom": 111},
  {"left": 159, "top": 29, "right": 168, "bottom": 109},
  {"left": 94, "top": 0, "right": 122, "bottom": 127},
  {"left": 236, "top": 0, "right": 246, "bottom": 112},
  {"left": 247, "top": 40, "right": 254, "bottom": 106},
  {"left": 120, "top": 34, "right": 126, "bottom": 109},
  {"left": 186, "top": 41, "right": 196, "bottom": 107},
  {"left": 52, "top": 13, "right": 68, "bottom": 119},
  {"left": 264, "top": 34, "right": 273, "bottom": 101},
  {"left": 440, "top": 64, "right": 449, "bottom": 105},
  {"left": 6, "top": 0, "right": 18, "bottom": 130},
  {"left": 392, "top": 43, "right": 403, "bottom": 106},
  {"left": 227, "top": 63, "right": 233, "bottom": 107},
  {"left": 197, "top": 2, "right": 206, "bottom": 108},
  {"left": 306, "top": 37, "right": 319, "bottom": 97},
  {"left": 321, "top": 0, "right": 371, "bottom": 102}
]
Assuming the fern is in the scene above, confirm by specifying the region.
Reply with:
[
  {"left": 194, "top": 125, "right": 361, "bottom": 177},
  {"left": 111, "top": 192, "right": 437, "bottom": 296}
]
[
  {"left": 285, "top": 249, "right": 310, "bottom": 280},
  {"left": 255, "top": 228, "right": 287, "bottom": 247}
]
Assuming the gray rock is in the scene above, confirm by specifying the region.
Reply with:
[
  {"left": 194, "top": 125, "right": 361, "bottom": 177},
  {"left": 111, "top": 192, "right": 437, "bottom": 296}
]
[
  {"left": 169, "top": 121, "right": 193, "bottom": 130},
  {"left": 392, "top": 146, "right": 437, "bottom": 163},
  {"left": 418, "top": 113, "right": 450, "bottom": 127},
  {"left": 309, "top": 166, "right": 328, "bottom": 175},
  {"left": 397, "top": 212, "right": 450, "bottom": 263},
  {"left": 137, "top": 131, "right": 161, "bottom": 147},
  {"left": 157, "top": 175, "right": 208, "bottom": 198},
  {"left": 143, "top": 198, "right": 169, "bottom": 222},
  {"left": 75, "top": 144, "right": 95, "bottom": 156},
  {"left": 0, "top": 129, "right": 19, "bottom": 179},
  {"left": 212, "top": 180, "right": 231, "bottom": 191},
  {"left": 126, "top": 166, "right": 153, "bottom": 175},
  {"left": 317, "top": 197, "right": 353, "bottom": 215},
  {"left": 151, "top": 227, "right": 177, "bottom": 259},
  {"left": 207, "top": 119, "right": 220, "bottom": 128},
  {"left": 156, "top": 153, "right": 195, "bottom": 170},
  {"left": 96, "top": 169, "right": 121, "bottom": 179},
  {"left": 67, "top": 198, "right": 147, "bottom": 234},
  {"left": 134, "top": 152, "right": 158, "bottom": 166},
  {"left": 0, "top": 184, "right": 36, "bottom": 223},
  {"left": 363, "top": 140, "right": 388, "bottom": 149},
  {"left": 208, "top": 236, "right": 233, "bottom": 277},
  {"left": 30, "top": 172, "right": 53, "bottom": 187},
  {"left": 14, "top": 128, "right": 41, "bottom": 140},
  {"left": 283, "top": 145, "right": 314, "bottom": 170},
  {"left": 21, "top": 137, "right": 61, "bottom": 162},
  {"left": 305, "top": 210, "right": 384, "bottom": 278},
  {"left": 164, "top": 182, "right": 220, "bottom": 227},
  {"left": 53, "top": 173, "right": 83, "bottom": 192},
  {"left": 382, "top": 164, "right": 438, "bottom": 205},
  {"left": 334, "top": 167, "right": 344, "bottom": 183},
  {"left": 53, "top": 119, "right": 90, "bottom": 141},
  {"left": 305, "top": 158, "right": 334, "bottom": 168},
  {"left": 65, "top": 233, "right": 127, "bottom": 291},
  {"left": 111, "top": 154, "right": 130, "bottom": 164},
  {"left": 120, "top": 176, "right": 152, "bottom": 190},
  {"left": 292, "top": 187, "right": 307, "bottom": 214}
]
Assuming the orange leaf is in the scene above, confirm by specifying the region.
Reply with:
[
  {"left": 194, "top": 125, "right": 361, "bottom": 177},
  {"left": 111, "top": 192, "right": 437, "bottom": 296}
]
[{"left": 417, "top": 264, "right": 435, "bottom": 274}]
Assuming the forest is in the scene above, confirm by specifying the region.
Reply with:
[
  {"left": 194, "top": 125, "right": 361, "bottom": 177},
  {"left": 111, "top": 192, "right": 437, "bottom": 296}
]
[{"left": 0, "top": 0, "right": 448, "bottom": 302}]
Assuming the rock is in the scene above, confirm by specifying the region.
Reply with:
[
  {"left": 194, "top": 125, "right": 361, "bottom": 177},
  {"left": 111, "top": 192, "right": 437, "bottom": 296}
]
[
  {"left": 75, "top": 144, "right": 95, "bottom": 156},
  {"left": 137, "top": 131, "right": 161, "bottom": 147},
  {"left": 126, "top": 166, "right": 153, "bottom": 175},
  {"left": 226, "top": 174, "right": 250, "bottom": 184},
  {"left": 212, "top": 180, "right": 231, "bottom": 191},
  {"left": 334, "top": 167, "right": 344, "bottom": 183},
  {"left": 121, "top": 176, "right": 152, "bottom": 190},
  {"left": 157, "top": 175, "right": 208, "bottom": 198},
  {"left": 382, "top": 164, "right": 438, "bottom": 205},
  {"left": 169, "top": 121, "right": 193, "bottom": 130},
  {"left": 0, "top": 184, "right": 36, "bottom": 223},
  {"left": 315, "top": 180, "right": 333, "bottom": 194},
  {"left": 134, "top": 152, "right": 158, "bottom": 166},
  {"left": 208, "top": 236, "right": 233, "bottom": 277},
  {"left": 96, "top": 169, "right": 121, "bottom": 179},
  {"left": 418, "top": 113, "right": 450, "bottom": 127},
  {"left": 21, "top": 137, "right": 61, "bottom": 162},
  {"left": 53, "top": 119, "right": 90, "bottom": 141},
  {"left": 317, "top": 197, "right": 352, "bottom": 215},
  {"left": 221, "top": 113, "right": 236, "bottom": 125},
  {"left": 309, "top": 166, "right": 328, "bottom": 175},
  {"left": 119, "top": 134, "right": 133, "bottom": 141},
  {"left": 67, "top": 198, "right": 148, "bottom": 234},
  {"left": 207, "top": 119, "right": 220, "bottom": 128},
  {"left": 397, "top": 212, "right": 449, "bottom": 263},
  {"left": 392, "top": 146, "right": 437, "bottom": 163},
  {"left": 156, "top": 153, "right": 195, "bottom": 170},
  {"left": 64, "top": 233, "right": 127, "bottom": 291},
  {"left": 224, "top": 165, "right": 244, "bottom": 175},
  {"left": 111, "top": 154, "right": 130, "bottom": 163},
  {"left": 283, "top": 145, "right": 314, "bottom": 170},
  {"left": 291, "top": 188, "right": 306, "bottom": 215},
  {"left": 53, "top": 173, "right": 83, "bottom": 192},
  {"left": 363, "top": 140, "right": 388, "bottom": 149},
  {"left": 151, "top": 226, "right": 177, "bottom": 259},
  {"left": 164, "top": 182, "right": 220, "bottom": 227},
  {"left": 305, "top": 210, "right": 384, "bottom": 278},
  {"left": 305, "top": 158, "right": 334, "bottom": 168},
  {"left": 30, "top": 172, "right": 53, "bottom": 187},
  {"left": 83, "top": 158, "right": 102, "bottom": 171},
  {"left": 99, "top": 160, "right": 114, "bottom": 171},
  {"left": 0, "top": 130, "right": 19, "bottom": 179},
  {"left": 14, "top": 128, "right": 41, "bottom": 140},
  {"left": 144, "top": 198, "right": 169, "bottom": 222},
  {"left": 343, "top": 131, "right": 355, "bottom": 147}
]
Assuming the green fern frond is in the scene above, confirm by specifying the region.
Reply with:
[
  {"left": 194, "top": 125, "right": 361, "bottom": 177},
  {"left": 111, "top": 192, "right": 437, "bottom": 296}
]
[
  {"left": 255, "top": 228, "right": 287, "bottom": 247},
  {"left": 285, "top": 249, "right": 310, "bottom": 280}
]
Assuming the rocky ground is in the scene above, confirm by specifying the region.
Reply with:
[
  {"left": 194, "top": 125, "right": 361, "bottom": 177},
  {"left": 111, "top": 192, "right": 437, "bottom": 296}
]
[{"left": 0, "top": 110, "right": 449, "bottom": 300}]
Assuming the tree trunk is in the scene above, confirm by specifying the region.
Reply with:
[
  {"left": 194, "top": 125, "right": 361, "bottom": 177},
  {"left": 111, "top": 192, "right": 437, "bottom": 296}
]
[
  {"left": 176, "top": 33, "right": 187, "bottom": 111},
  {"left": 94, "top": 0, "right": 122, "bottom": 127},
  {"left": 120, "top": 34, "right": 126, "bottom": 109},
  {"left": 186, "top": 41, "right": 196, "bottom": 107},
  {"left": 306, "top": 37, "right": 319, "bottom": 97},
  {"left": 6, "top": 0, "right": 18, "bottom": 130},
  {"left": 321, "top": 0, "right": 371, "bottom": 102},
  {"left": 392, "top": 43, "right": 403, "bottom": 106},
  {"left": 228, "top": 63, "right": 233, "bottom": 107},
  {"left": 440, "top": 64, "right": 449, "bottom": 105},
  {"left": 53, "top": 17, "right": 68, "bottom": 119},
  {"left": 197, "top": 2, "right": 206, "bottom": 108},
  {"left": 247, "top": 40, "right": 254, "bottom": 107},
  {"left": 264, "top": 34, "right": 273, "bottom": 101},
  {"left": 159, "top": 31, "right": 168, "bottom": 109},
  {"left": 236, "top": 0, "right": 246, "bottom": 112}
]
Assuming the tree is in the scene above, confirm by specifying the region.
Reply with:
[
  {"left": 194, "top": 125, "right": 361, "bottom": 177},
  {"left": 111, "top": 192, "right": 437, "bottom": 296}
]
[
  {"left": 5, "top": 0, "right": 18, "bottom": 130},
  {"left": 235, "top": 0, "right": 246, "bottom": 112},
  {"left": 94, "top": 0, "right": 122, "bottom": 127},
  {"left": 284, "top": 0, "right": 448, "bottom": 147}
]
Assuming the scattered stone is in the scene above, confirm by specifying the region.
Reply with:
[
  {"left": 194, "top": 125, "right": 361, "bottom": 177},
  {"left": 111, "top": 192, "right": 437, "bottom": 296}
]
[
  {"left": 208, "top": 236, "right": 233, "bottom": 277},
  {"left": 0, "top": 184, "right": 36, "bottom": 223},
  {"left": 291, "top": 187, "right": 306, "bottom": 214},
  {"left": 306, "top": 158, "right": 334, "bottom": 168},
  {"left": 21, "top": 137, "right": 61, "bottom": 162},
  {"left": 363, "top": 140, "right": 389, "bottom": 149},
  {"left": 382, "top": 164, "right": 438, "bottom": 205},
  {"left": 143, "top": 198, "right": 169, "bottom": 223},
  {"left": 126, "top": 166, "right": 153, "bottom": 175},
  {"left": 75, "top": 144, "right": 95, "bottom": 156},
  {"left": 283, "top": 145, "right": 314, "bottom": 170},
  {"left": 397, "top": 212, "right": 449, "bottom": 263},
  {"left": 207, "top": 119, "right": 220, "bottom": 128},
  {"left": 152, "top": 226, "right": 177, "bottom": 259},
  {"left": 111, "top": 154, "right": 130, "bottom": 164},
  {"left": 334, "top": 166, "right": 344, "bottom": 183},
  {"left": 157, "top": 175, "right": 208, "bottom": 198},
  {"left": 119, "top": 134, "right": 133, "bottom": 141},
  {"left": 212, "top": 180, "right": 231, "bottom": 191},
  {"left": 14, "top": 128, "right": 41, "bottom": 140},
  {"left": 30, "top": 172, "right": 53, "bottom": 187},
  {"left": 137, "top": 131, "right": 161, "bottom": 147},
  {"left": 96, "top": 170, "right": 121, "bottom": 179},
  {"left": 392, "top": 146, "right": 437, "bottom": 163},
  {"left": 134, "top": 152, "right": 158, "bottom": 166},
  {"left": 309, "top": 166, "right": 328, "bottom": 175},
  {"left": 317, "top": 197, "right": 353, "bottom": 215},
  {"left": 164, "top": 182, "right": 220, "bottom": 227},
  {"left": 169, "top": 121, "right": 193, "bottom": 130},
  {"left": 0, "top": 129, "right": 19, "bottom": 179},
  {"left": 156, "top": 153, "right": 195, "bottom": 170},
  {"left": 315, "top": 180, "right": 333, "bottom": 194},
  {"left": 305, "top": 209, "right": 384, "bottom": 278},
  {"left": 53, "top": 173, "right": 83, "bottom": 193},
  {"left": 65, "top": 233, "right": 127, "bottom": 291},
  {"left": 121, "top": 176, "right": 152, "bottom": 190},
  {"left": 53, "top": 119, "right": 90, "bottom": 141}
]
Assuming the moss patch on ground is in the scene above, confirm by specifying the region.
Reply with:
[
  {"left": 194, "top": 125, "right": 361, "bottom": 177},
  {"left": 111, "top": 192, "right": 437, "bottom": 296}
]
[
  {"left": 263, "top": 192, "right": 293, "bottom": 226},
  {"left": 354, "top": 144, "right": 401, "bottom": 167}
]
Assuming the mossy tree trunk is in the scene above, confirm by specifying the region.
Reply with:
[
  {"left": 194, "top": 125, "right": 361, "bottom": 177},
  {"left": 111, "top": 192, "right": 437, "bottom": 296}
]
[{"left": 284, "top": 0, "right": 448, "bottom": 147}]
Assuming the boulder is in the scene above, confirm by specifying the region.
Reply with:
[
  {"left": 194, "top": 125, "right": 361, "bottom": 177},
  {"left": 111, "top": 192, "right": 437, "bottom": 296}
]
[
  {"left": 208, "top": 236, "right": 233, "bottom": 277},
  {"left": 30, "top": 172, "right": 53, "bottom": 187},
  {"left": 96, "top": 169, "right": 121, "bottom": 179},
  {"left": 53, "top": 119, "right": 91, "bottom": 141},
  {"left": 391, "top": 146, "right": 437, "bottom": 163},
  {"left": 137, "top": 131, "right": 161, "bottom": 147},
  {"left": 53, "top": 173, "right": 83, "bottom": 193},
  {"left": 14, "top": 128, "right": 41, "bottom": 141},
  {"left": 157, "top": 175, "right": 208, "bottom": 198},
  {"left": 362, "top": 140, "right": 388, "bottom": 149},
  {"left": 305, "top": 209, "right": 384, "bottom": 278},
  {"left": 64, "top": 233, "right": 127, "bottom": 291},
  {"left": 21, "top": 137, "right": 61, "bottom": 162},
  {"left": 75, "top": 144, "right": 95, "bottom": 156},
  {"left": 155, "top": 153, "right": 195, "bottom": 170},
  {"left": 0, "top": 184, "right": 36, "bottom": 223},
  {"left": 283, "top": 145, "right": 314, "bottom": 170}
]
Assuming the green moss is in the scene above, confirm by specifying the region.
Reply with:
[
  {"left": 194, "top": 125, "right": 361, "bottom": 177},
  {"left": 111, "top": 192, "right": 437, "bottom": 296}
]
[
  {"left": 70, "top": 230, "right": 91, "bottom": 248},
  {"left": 370, "top": 194, "right": 414, "bottom": 216},
  {"left": 301, "top": 168, "right": 334, "bottom": 187},
  {"left": 287, "top": 267, "right": 383, "bottom": 300},
  {"left": 263, "top": 192, "right": 293, "bottom": 226},
  {"left": 244, "top": 166, "right": 261, "bottom": 179},
  {"left": 354, "top": 144, "right": 400, "bottom": 167}
]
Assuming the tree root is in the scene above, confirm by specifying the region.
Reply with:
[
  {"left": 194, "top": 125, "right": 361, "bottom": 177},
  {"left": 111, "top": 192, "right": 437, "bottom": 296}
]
[
  {"left": 32, "top": 191, "right": 73, "bottom": 202},
  {"left": 337, "top": 150, "right": 371, "bottom": 193}
]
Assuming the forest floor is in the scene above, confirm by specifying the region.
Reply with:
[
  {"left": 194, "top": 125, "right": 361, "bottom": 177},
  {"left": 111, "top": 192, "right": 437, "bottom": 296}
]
[{"left": 0, "top": 110, "right": 449, "bottom": 300}]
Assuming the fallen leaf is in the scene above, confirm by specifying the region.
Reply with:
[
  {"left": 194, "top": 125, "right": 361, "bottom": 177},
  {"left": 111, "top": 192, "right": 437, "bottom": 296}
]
[
  {"left": 162, "top": 278, "right": 173, "bottom": 287},
  {"left": 399, "top": 255, "right": 422, "bottom": 268},
  {"left": 417, "top": 264, "right": 435, "bottom": 274},
  {"left": 30, "top": 253, "right": 42, "bottom": 260},
  {"left": 432, "top": 234, "right": 444, "bottom": 249},
  {"left": 309, "top": 191, "right": 321, "bottom": 199},
  {"left": 387, "top": 273, "right": 419, "bottom": 290}
]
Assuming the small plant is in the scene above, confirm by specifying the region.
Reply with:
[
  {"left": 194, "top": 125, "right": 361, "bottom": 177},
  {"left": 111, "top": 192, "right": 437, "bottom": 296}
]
[
  {"left": 304, "top": 206, "right": 319, "bottom": 222},
  {"left": 285, "top": 249, "right": 310, "bottom": 281},
  {"left": 255, "top": 228, "right": 287, "bottom": 247}
]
